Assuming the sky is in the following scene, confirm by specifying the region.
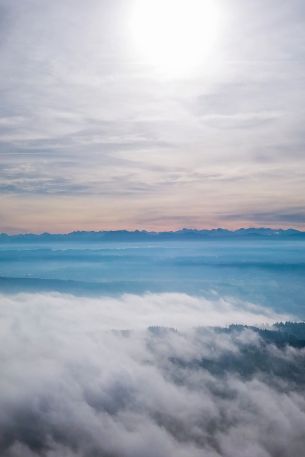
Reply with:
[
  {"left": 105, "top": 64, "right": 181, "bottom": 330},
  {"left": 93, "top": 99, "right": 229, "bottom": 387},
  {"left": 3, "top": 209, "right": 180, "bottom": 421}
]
[{"left": 0, "top": 0, "right": 305, "bottom": 233}]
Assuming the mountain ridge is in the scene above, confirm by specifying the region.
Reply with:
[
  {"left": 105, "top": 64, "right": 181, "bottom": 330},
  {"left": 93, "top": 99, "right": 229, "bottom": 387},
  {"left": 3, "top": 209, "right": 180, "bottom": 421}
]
[{"left": 0, "top": 227, "right": 304, "bottom": 242}]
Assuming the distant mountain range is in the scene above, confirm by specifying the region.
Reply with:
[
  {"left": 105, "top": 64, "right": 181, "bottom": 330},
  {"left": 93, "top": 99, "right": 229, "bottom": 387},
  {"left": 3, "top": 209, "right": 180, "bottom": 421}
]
[{"left": 0, "top": 228, "right": 304, "bottom": 242}]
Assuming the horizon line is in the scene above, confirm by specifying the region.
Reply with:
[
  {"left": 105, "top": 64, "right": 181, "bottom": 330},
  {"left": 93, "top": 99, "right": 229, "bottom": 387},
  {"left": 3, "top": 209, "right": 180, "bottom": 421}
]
[{"left": 1, "top": 227, "right": 305, "bottom": 237}]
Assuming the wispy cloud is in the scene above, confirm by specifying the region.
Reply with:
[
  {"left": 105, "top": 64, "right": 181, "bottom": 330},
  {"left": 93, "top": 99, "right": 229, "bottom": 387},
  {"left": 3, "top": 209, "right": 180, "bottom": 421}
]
[
  {"left": 0, "top": 0, "right": 305, "bottom": 230},
  {"left": 0, "top": 292, "right": 290, "bottom": 329}
]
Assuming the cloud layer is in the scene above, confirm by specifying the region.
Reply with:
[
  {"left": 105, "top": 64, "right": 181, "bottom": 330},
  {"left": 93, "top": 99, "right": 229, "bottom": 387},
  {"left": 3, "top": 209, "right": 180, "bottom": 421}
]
[
  {"left": 0, "top": 292, "right": 291, "bottom": 329},
  {"left": 1, "top": 292, "right": 304, "bottom": 456},
  {"left": 0, "top": 0, "right": 305, "bottom": 231}
]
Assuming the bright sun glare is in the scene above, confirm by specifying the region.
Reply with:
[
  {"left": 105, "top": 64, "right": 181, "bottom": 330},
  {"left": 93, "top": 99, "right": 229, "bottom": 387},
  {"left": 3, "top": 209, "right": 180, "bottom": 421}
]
[{"left": 130, "top": 0, "right": 223, "bottom": 76}]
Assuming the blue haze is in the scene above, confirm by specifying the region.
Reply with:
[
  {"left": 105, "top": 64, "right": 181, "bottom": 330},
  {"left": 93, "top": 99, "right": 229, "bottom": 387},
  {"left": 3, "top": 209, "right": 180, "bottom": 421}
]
[{"left": 1, "top": 238, "right": 305, "bottom": 319}]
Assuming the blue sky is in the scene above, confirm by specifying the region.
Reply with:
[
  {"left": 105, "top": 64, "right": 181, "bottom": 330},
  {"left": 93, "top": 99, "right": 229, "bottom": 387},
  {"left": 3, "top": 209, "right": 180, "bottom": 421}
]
[{"left": 0, "top": 0, "right": 305, "bottom": 232}]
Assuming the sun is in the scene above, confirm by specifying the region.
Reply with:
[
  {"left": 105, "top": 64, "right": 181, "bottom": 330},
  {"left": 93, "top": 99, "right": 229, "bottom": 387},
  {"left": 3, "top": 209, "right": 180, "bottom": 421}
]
[{"left": 129, "top": 0, "right": 224, "bottom": 76}]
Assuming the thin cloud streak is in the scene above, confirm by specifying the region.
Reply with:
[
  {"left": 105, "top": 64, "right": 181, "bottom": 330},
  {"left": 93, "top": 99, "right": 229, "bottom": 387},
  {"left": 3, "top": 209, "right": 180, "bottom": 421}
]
[{"left": 0, "top": 0, "right": 305, "bottom": 230}]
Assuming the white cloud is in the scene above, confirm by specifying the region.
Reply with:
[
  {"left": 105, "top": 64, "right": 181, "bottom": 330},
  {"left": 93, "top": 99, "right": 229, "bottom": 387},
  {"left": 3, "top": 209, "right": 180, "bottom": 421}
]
[
  {"left": 0, "top": 0, "right": 305, "bottom": 230},
  {"left": 0, "top": 292, "right": 304, "bottom": 456},
  {"left": 0, "top": 292, "right": 291, "bottom": 331}
]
